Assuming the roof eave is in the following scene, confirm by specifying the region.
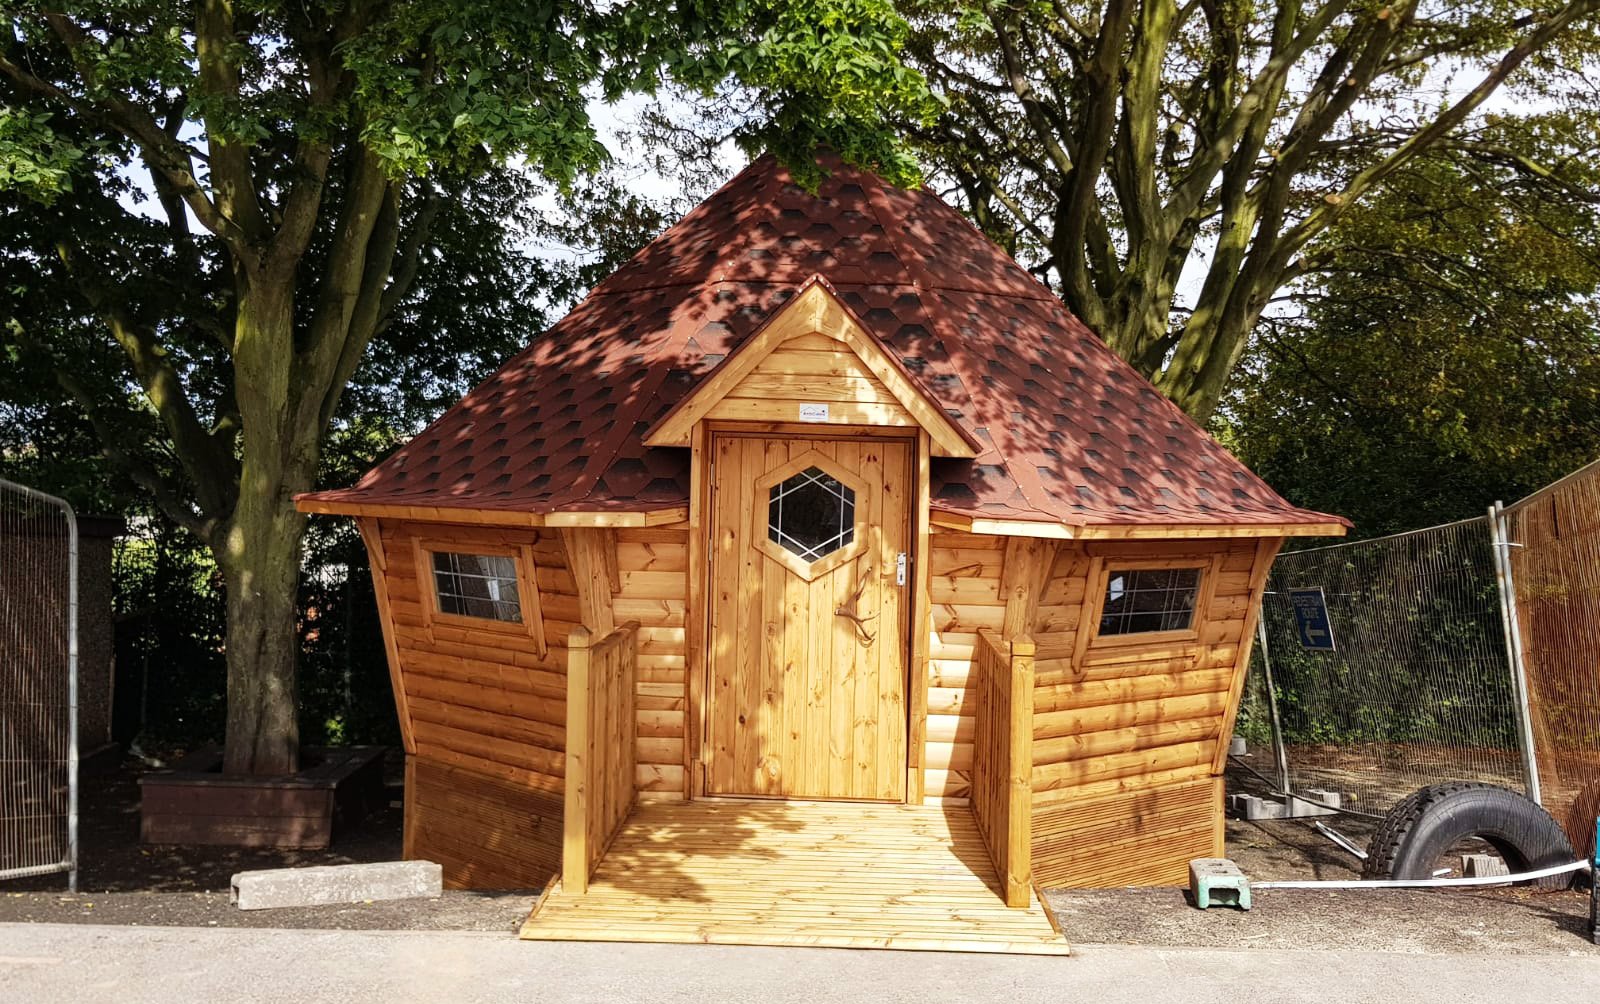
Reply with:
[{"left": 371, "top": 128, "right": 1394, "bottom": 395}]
[
  {"left": 929, "top": 506, "right": 1349, "bottom": 541},
  {"left": 295, "top": 493, "right": 689, "bottom": 529}
]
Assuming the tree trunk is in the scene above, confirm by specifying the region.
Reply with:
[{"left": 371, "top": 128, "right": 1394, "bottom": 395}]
[
  {"left": 1156, "top": 296, "right": 1263, "bottom": 423},
  {"left": 220, "top": 494, "right": 307, "bottom": 775},
  {"left": 218, "top": 273, "right": 315, "bottom": 775}
]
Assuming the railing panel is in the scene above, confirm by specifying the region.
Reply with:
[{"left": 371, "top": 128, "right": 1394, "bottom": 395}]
[
  {"left": 970, "top": 628, "right": 1033, "bottom": 907},
  {"left": 0, "top": 478, "right": 77, "bottom": 891},
  {"left": 562, "top": 620, "right": 639, "bottom": 894}
]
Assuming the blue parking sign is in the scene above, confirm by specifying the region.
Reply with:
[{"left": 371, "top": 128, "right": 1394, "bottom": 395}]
[{"left": 1288, "top": 587, "right": 1336, "bottom": 651}]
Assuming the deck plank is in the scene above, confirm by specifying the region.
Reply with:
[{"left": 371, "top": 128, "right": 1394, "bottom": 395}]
[{"left": 519, "top": 800, "right": 1069, "bottom": 955}]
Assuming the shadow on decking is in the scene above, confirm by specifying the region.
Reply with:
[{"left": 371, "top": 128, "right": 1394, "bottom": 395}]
[{"left": 519, "top": 798, "right": 1068, "bottom": 954}]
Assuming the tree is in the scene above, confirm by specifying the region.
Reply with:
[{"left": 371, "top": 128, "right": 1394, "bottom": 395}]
[
  {"left": 1223, "top": 114, "right": 1600, "bottom": 536},
  {"left": 901, "top": 0, "right": 1600, "bottom": 420},
  {"left": 0, "top": 0, "right": 934, "bottom": 774}
]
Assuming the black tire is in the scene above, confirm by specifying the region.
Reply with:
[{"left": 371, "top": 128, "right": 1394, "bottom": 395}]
[{"left": 1362, "top": 782, "right": 1576, "bottom": 889}]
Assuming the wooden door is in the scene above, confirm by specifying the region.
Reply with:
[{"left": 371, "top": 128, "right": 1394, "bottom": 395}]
[{"left": 706, "top": 434, "right": 912, "bottom": 801}]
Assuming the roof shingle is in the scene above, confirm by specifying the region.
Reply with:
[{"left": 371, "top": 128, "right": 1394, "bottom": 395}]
[{"left": 304, "top": 154, "right": 1342, "bottom": 531}]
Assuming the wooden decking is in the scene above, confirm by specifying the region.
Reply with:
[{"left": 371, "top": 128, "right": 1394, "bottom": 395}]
[{"left": 519, "top": 799, "right": 1069, "bottom": 955}]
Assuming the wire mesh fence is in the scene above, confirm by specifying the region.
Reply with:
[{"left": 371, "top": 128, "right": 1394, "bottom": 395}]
[
  {"left": 0, "top": 477, "right": 77, "bottom": 888},
  {"left": 1236, "top": 517, "right": 1525, "bottom": 817},
  {"left": 1502, "top": 460, "right": 1600, "bottom": 855}
]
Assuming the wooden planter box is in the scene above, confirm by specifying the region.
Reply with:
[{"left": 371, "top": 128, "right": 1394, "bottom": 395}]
[{"left": 139, "top": 746, "right": 387, "bottom": 849}]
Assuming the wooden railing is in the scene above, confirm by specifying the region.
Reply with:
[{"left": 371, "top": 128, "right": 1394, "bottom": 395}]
[
  {"left": 970, "top": 628, "right": 1035, "bottom": 908},
  {"left": 562, "top": 620, "right": 640, "bottom": 894}
]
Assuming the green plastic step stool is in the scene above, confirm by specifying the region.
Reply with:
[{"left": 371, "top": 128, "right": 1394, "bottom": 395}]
[{"left": 1190, "top": 858, "right": 1252, "bottom": 910}]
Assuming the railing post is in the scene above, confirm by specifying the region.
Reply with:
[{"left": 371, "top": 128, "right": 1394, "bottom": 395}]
[
  {"left": 1257, "top": 614, "right": 1293, "bottom": 802},
  {"left": 563, "top": 626, "right": 591, "bottom": 894},
  {"left": 1005, "top": 636, "right": 1034, "bottom": 908}
]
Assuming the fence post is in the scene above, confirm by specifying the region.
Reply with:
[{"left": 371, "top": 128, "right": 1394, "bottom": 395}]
[
  {"left": 1256, "top": 614, "right": 1292, "bottom": 802},
  {"left": 65, "top": 501, "right": 78, "bottom": 894},
  {"left": 1489, "top": 503, "right": 1542, "bottom": 805}
]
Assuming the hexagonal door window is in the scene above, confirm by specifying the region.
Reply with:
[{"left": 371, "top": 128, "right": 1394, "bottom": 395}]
[{"left": 768, "top": 466, "right": 856, "bottom": 562}]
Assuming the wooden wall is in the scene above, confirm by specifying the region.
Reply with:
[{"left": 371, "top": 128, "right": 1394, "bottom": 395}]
[
  {"left": 1032, "top": 538, "right": 1273, "bottom": 886},
  {"left": 702, "top": 331, "right": 919, "bottom": 429},
  {"left": 368, "top": 507, "right": 1273, "bottom": 890},
  {"left": 368, "top": 518, "right": 690, "bottom": 889},
  {"left": 924, "top": 528, "right": 1007, "bottom": 800},
  {"left": 924, "top": 528, "right": 1276, "bottom": 887},
  {"left": 406, "top": 756, "right": 562, "bottom": 889},
  {"left": 613, "top": 527, "right": 690, "bottom": 796}
]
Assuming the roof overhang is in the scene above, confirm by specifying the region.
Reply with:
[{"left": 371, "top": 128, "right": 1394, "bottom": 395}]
[
  {"left": 928, "top": 509, "right": 1349, "bottom": 541},
  {"left": 295, "top": 495, "right": 689, "bottom": 529},
  {"left": 643, "top": 277, "right": 980, "bottom": 459}
]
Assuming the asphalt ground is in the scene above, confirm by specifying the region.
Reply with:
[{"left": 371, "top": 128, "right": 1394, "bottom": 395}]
[{"left": 3, "top": 923, "right": 1598, "bottom": 1004}]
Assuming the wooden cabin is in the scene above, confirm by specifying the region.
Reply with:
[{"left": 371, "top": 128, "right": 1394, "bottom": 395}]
[{"left": 298, "top": 154, "right": 1344, "bottom": 947}]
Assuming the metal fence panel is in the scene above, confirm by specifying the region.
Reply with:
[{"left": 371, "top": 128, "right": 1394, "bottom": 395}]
[
  {"left": 1503, "top": 459, "right": 1600, "bottom": 855},
  {"left": 0, "top": 477, "right": 77, "bottom": 888},
  {"left": 1243, "top": 517, "right": 1524, "bottom": 816}
]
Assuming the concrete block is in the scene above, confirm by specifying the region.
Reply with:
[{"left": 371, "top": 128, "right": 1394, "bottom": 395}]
[
  {"left": 231, "top": 861, "right": 442, "bottom": 911},
  {"left": 1190, "top": 858, "right": 1251, "bottom": 911},
  {"left": 1303, "top": 788, "right": 1342, "bottom": 810},
  {"left": 1462, "top": 854, "right": 1509, "bottom": 878},
  {"left": 1227, "top": 792, "right": 1339, "bottom": 821}
]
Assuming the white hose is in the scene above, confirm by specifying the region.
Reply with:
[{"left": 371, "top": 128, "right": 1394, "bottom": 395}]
[{"left": 1254, "top": 859, "right": 1591, "bottom": 890}]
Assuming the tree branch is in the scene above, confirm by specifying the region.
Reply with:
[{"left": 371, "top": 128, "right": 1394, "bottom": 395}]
[
  {"left": 1271, "top": 0, "right": 1600, "bottom": 278},
  {"left": 987, "top": 7, "right": 1077, "bottom": 177},
  {"left": 6, "top": 15, "right": 258, "bottom": 259},
  {"left": 52, "top": 240, "right": 240, "bottom": 518},
  {"left": 194, "top": 0, "right": 269, "bottom": 241},
  {"left": 376, "top": 185, "right": 446, "bottom": 329},
  {"left": 1052, "top": 0, "right": 1136, "bottom": 332},
  {"left": 10, "top": 319, "right": 216, "bottom": 539}
]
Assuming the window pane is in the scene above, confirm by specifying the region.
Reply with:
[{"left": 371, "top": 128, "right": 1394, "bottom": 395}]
[
  {"left": 432, "top": 551, "right": 522, "bottom": 623},
  {"left": 1099, "top": 566, "right": 1200, "bottom": 636},
  {"left": 768, "top": 466, "right": 856, "bottom": 562}
]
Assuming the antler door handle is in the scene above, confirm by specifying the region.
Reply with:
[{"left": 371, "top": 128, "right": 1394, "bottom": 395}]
[
  {"left": 833, "top": 605, "right": 877, "bottom": 644},
  {"left": 834, "top": 575, "right": 877, "bottom": 644}
]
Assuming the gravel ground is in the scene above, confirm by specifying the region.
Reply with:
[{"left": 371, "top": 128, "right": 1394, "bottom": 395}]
[
  {"left": 7, "top": 751, "right": 406, "bottom": 894},
  {"left": 1047, "top": 885, "right": 1595, "bottom": 956},
  {"left": 3, "top": 752, "right": 1593, "bottom": 955},
  {"left": 0, "top": 752, "right": 535, "bottom": 930},
  {"left": 0, "top": 888, "right": 534, "bottom": 931}
]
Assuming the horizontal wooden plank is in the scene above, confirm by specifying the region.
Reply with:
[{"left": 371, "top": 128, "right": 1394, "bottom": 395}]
[
  {"left": 1033, "top": 691, "right": 1228, "bottom": 739},
  {"left": 1034, "top": 667, "right": 1232, "bottom": 713},
  {"left": 1033, "top": 739, "right": 1215, "bottom": 792},
  {"left": 1033, "top": 716, "right": 1222, "bottom": 765}
]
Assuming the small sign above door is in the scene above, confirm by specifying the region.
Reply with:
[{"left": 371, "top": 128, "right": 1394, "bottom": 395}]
[{"left": 798, "top": 402, "right": 830, "bottom": 422}]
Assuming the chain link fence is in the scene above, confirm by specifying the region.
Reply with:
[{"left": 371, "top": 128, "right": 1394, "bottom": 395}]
[
  {"left": 0, "top": 477, "right": 77, "bottom": 888},
  {"left": 1233, "top": 459, "right": 1600, "bottom": 858},
  {"left": 1240, "top": 518, "right": 1526, "bottom": 817}
]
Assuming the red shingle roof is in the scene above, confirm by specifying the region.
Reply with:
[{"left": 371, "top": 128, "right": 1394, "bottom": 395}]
[{"left": 303, "top": 154, "right": 1343, "bottom": 531}]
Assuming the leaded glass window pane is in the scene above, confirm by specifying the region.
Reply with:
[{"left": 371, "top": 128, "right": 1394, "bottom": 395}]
[
  {"left": 432, "top": 551, "right": 522, "bottom": 623},
  {"left": 768, "top": 466, "right": 856, "bottom": 562},
  {"left": 1099, "top": 566, "right": 1201, "bottom": 636}
]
